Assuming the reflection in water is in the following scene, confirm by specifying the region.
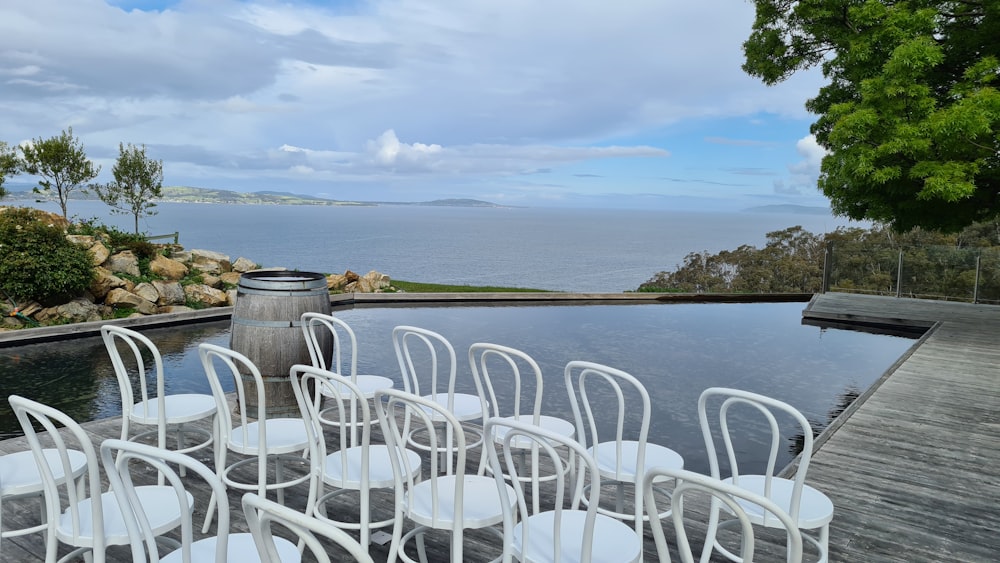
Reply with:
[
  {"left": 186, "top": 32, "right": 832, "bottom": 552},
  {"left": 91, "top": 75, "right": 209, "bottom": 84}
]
[{"left": 0, "top": 303, "right": 916, "bottom": 474}]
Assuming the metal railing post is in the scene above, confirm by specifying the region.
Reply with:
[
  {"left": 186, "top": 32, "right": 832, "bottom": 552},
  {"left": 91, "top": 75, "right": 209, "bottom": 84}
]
[
  {"left": 974, "top": 254, "right": 981, "bottom": 304},
  {"left": 822, "top": 243, "right": 832, "bottom": 293},
  {"left": 896, "top": 250, "right": 903, "bottom": 298}
]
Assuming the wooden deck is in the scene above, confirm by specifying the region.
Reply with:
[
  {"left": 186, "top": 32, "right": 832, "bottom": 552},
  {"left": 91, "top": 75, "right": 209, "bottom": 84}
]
[{"left": 3, "top": 292, "right": 999, "bottom": 561}]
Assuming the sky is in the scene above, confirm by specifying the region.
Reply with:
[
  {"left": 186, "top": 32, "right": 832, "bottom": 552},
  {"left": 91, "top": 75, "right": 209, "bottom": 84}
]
[{"left": 0, "top": 0, "right": 833, "bottom": 211}]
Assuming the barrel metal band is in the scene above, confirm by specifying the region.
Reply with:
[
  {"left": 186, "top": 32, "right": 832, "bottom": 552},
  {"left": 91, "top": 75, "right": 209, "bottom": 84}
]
[
  {"left": 231, "top": 318, "right": 304, "bottom": 328},
  {"left": 238, "top": 277, "right": 327, "bottom": 291},
  {"left": 236, "top": 287, "right": 329, "bottom": 297}
]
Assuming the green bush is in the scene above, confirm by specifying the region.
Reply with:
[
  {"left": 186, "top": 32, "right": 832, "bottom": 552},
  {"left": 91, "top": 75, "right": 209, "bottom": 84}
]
[
  {"left": 67, "top": 218, "right": 158, "bottom": 258},
  {"left": 0, "top": 207, "right": 95, "bottom": 305}
]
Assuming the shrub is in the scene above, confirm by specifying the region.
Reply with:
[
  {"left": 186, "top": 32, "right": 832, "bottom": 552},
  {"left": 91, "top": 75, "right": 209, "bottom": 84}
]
[{"left": 0, "top": 207, "right": 95, "bottom": 305}]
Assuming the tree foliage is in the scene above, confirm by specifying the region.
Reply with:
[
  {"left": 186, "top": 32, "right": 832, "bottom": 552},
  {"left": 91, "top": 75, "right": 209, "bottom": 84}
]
[
  {"left": 95, "top": 143, "right": 164, "bottom": 234},
  {"left": 0, "top": 141, "right": 18, "bottom": 200},
  {"left": 18, "top": 128, "right": 101, "bottom": 220},
  {"left": 743, "top": 1, "right": 1000, "bottom": 232},
  {"left": 0, "top": 207, "right": 95, "bottom": 305}
]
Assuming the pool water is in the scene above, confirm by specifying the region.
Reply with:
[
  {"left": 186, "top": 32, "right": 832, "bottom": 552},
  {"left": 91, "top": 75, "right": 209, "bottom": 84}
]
[{"left": 0, "top": 302, "right": 916, "bottom": 474}]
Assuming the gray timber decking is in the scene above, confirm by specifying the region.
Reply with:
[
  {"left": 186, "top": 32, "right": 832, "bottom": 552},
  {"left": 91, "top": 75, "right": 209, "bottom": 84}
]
[{"left": 3, "top": 292, "right": 998, "bottom": 561}]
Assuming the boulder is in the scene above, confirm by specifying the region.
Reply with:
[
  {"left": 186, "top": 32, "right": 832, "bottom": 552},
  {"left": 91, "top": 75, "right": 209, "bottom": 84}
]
[
  {"left": 232, "top": 257, "right": 258, "bottom": 272},
  {"left": 88, "top": 241, "right": 111, "bottom": 266},
  {"left": 105, "top": 251, "right": 141, "bottom": 278},
  {"left": 133, "top": 282, "right": 160, "bottom": 304},
  {"left": 149, "top": 254, "right": 188, "bottom": 280},
  {"left": 327, "top": 273, "right": 348, "bottom": 291},
  {"left": 65, "top": 234, "right": 94, "bottom": 246},
  {"left": 34, "top": 298, "right": 108, "bottom": 324},
  {"left": 184, "top": 284, "right": 228, "bottom": 308},
  {"left": 202, "top": 274, "right": 222, "bottom": 289},
  {"left": 157, "top": 305, "right": 197, "bottom": 314},
  {"left": 89, "top": 267, "right": 128, "bottom": 301},
  {"left": 220, "top": 272, "right": 242, "bottom": 286},
  {"left": 362, "top": 270, "right": 391, "bottom": 291},
  {"left": 105, "top": 288, "right": 159, "bottom": 315},
  {"left": 152, "top": 280, "right": 186, "bottom": 306},
  {"left": 190, "top": 249, "right": 231, "bottom": 274}
]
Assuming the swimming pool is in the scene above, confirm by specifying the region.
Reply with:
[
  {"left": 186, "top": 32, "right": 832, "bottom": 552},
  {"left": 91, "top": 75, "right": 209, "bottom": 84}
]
[{"left": 0, "top": 301, "right": 916, "bottom": 474}]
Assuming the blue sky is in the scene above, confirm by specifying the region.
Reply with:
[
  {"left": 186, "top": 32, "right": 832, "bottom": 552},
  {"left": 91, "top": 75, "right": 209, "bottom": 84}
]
[{"left": 0, "top": 0, "right": 832, "bottom": 211}]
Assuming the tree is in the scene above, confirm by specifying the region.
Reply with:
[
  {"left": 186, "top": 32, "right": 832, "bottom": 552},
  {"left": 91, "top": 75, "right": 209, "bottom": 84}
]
[
  {"left": 19, "top": 127, "right": 101, "bottom": 220},
  {"left": 0, "top": 141, "right": 18, "bottom": 200},
  {"left": 95, "top": 143, "right": 164, "bottom": 234},
  {"left": 743, "top": 1, "right": 1000, "bottom": 232}
]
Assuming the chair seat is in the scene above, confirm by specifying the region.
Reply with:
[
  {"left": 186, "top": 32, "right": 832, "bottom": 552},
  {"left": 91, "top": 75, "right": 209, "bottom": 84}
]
[
  {"left": 590, "top": 440, "right": 684, "bottom": 481},
  {"left": 0, "top": 449, "right": 87, "bottom": 498},
  {"left": 723, "top": 475, "right": 834, "bottom": 530},
  {"left": 513, "top": 510, "right": 641, "bottom": 563},
  {"left": 130, "top": 393, "right": 216, "bottom": 424},
  {"left": 161, "top": 531, "right": 300, "bottom": 562},
  {"left": 422, "top": 392, "right": 483, "bottom": 422},
  {"left": 323, "top": 444, "right": 421, "bottom": 489},
  {"left": 56, "top": 485, "right": 187, "bottom": 546},
  {"left": 491, "top": 415, "right": 574, "bottom": 448},
  {"left": 406, "top": 475, "right": 516, "bottom": 529},
  {"left": 319, "top": 374, "right": 395, "bottom": 399},
  {"left": 228, "top": 418, "right": 309, "bottom": 455}
]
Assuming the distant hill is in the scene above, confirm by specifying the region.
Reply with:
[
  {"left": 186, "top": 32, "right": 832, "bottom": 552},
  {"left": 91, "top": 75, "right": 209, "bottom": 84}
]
[{"left": 743, "top": 204, "right": 832, "bottom": 215}]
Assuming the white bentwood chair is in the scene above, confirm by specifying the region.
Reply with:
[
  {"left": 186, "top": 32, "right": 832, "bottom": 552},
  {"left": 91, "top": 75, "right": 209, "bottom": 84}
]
[
  {"left": 243, "top": 492, "right": 374, "bottom": 563},
  {"left": 291, "top": 364, "right": 421, "bottom": 547},
  {"left": 8, "top": 395, "right": 185, "bottom": 563},
  {"left": 198, "top": 343, "right": 311, "bottom": 533},
  {"left": 698, "top": 387, "right": 833, "bottom": 563},
  {"left": 485, "top": 417, "right": 642, "bottom": 563},
  {"left": 470, "top": 343, "right": 575, "bottom": 503},
  {"left": 375, "top": 388, "right": 516, "bottom": 563},
  {"left": 565, "top": 360, "right": 684, "bottom": 555},
  {"left": 393, "top": 325, "right": 485, "bottom": 456},
  {"left": 0, "top": 446, "right": 87, "bottom": 548},
  {"left": 301, "top": 312, "right": 395, "bottom": 399},
  {"left": 643, "top": 466, "right": 804, "bottom": 563},
  {"left": 101, "top": 325, "right": 217, "bottom": 481},
  {"left": 99, "top": 438, "right": 299, "bottom": 563}
]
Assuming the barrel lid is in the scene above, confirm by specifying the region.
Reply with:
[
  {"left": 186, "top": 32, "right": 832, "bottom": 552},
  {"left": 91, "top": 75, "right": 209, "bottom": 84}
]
[{"left": 238, "top": 270, "right": 328, "bottom": 291}]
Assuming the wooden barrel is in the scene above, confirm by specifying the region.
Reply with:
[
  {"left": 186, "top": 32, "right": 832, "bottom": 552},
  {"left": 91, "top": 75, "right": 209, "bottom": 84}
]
[{"left": 230, "top": 271, "right": 331, "bottom": 418}]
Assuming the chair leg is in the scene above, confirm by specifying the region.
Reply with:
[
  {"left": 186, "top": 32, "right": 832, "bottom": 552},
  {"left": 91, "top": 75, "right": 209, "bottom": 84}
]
[{"left": 700, "top": 496, "right": 721, "bottom": 563}]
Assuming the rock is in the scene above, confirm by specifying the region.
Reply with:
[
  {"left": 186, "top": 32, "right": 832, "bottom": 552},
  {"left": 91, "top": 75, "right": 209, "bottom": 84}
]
[
  {"left": 190, "top": 249, "right": 232, "bottom": 275},
  {"left": 88, "top": 241, "right": 111, "bottom": 265},
  {"left": 149, "top": 254, "right": 188, "bottom": 280},
  {"left": 202, "top": 274, "right": 222, "bottom": 289},
  {"left": 190, "top": 249, "right": 230, "bottom": 263},
  {"left": 157, "top": 305, "right": 197, "bottom": 314},
  {"left": 327, "top": 274, "right": 348, "bottom": 291},
  {"left": 226, "top": 288, "right": 238, "bottom": 306},
  {"left": 184, "top": 284, "right": 228, "bottom": 308},
  {"left": 105, "top": 251, "right": 141, "bottom": 278},
  {"left": 169, "top": 250, "right": 192, "bottom": 263},
  {"left": 362, "top": 270, "right": 391, "bottom": 291},
  {"left": 220, "top": 272, "right": 242, "bottom": 286},
  {"left": 65, "top": 234, "right": 94, "bottom": 246},
  {"left": 105, "top": 288, "right": 159, "bottom": 315},
  {"left": 89, "top": 267, "right": 128, "bottom": 301},
  {"left": 35, "top": 298, "right": 108, "bottom": 324},
  {"left": 232, "top": 257, "right": 258, "bottom": 272},
  {"left": 345, "top": 270, "right": 360, "bottom": 283},
  {"left": 151, "top": 280, "right": 186, "bottom": 306},
  {"left": 133, "top": 282, "right": 160, "bottom": 304}
]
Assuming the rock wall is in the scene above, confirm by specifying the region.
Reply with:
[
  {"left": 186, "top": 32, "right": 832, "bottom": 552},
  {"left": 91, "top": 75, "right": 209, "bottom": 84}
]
[{"left": 1, "top": 234, "right": 393, "bottom": 329}]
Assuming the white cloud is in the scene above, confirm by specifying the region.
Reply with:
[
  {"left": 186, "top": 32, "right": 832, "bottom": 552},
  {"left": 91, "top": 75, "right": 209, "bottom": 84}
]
[{"left": 775, "top": 134, "right": 828, "bottom": 195}]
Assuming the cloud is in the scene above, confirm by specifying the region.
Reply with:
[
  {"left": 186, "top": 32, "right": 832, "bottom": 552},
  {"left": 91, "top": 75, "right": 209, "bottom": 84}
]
[{"left": 775, "top": 134, "right": 828, "bottom": 195}]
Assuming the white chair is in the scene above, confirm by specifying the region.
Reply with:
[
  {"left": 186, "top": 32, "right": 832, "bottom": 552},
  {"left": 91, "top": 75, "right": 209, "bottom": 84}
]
[
  {"left": 101, "top": 324, "right": 217, "bottom": 481},
  {"left": 374, "top": 388, "right": 516, "bottom": 563},
  {"left": 469, "top": 342, "right": 575, "bottom": 506},
  {"left": 301, "top": 312, "right": 395, "bottom": 398},
  {"left": 198, "top": 343, "right": 311, "bottom": 533},
  {"left": 643, "top": 466, "right": 804, "bottom": 563},
  {"left": 564, "top": 360, "right": 684, "bottom": 553},
  {"left": 243, "top": 492, "right": 374, "bottom": 563},
  {"left": 1, "top": 448, "right": 87, "bottom": 548},
  {"left": 8, "top": 395, "right": 185, "bottom": 563},
  {"left": 485, "top": 417, "right": 642, "bottom": 563},
  {"left": 393, "top": 325, "right": 485, "bottom": 456},
  {"left": 698, "top": 388, "right": 833, "bottom": 563},
  {"left": 291, "top": 364, "right": 421, "bottom": 547},
  {"left": 99, "top": 438, "right": 299, "bottom": 563}
]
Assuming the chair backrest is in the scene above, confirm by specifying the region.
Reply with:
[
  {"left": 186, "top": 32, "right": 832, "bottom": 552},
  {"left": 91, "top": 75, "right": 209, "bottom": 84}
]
[
  {"left": 200, "top": 343, "right": 301, "bottom": 447},
  {"left": 7, "top": 395, "right": 105, "bottom": 558},
  {"left": 484, "top": 417, "right": 600, "bottom": 563},
  {"left": 564, "top": 360, "right": 653, "bottom": 480},
  {"left": 101, "top": 324, "right": 166, "bottom": 427},
  {"left": 392, "top": 325, "right": 458, "bottom": 401},
  {"left": 300, "top": 312, "right": 356, "bottom": 378},
  {"left": 99, "top": 438, "right": 228, "bottom": 563},
  {"left": 469, "top": 342, "right": 545, "bottom": 424},
  {"left": 697, "top": 387, "right": 815, "bottom": 523},
  {"left": 242, "top": 492, "right": 374, "bottom": 563},
  {"left": 643, "top": 466, "right": 804, "bottom": 563}
]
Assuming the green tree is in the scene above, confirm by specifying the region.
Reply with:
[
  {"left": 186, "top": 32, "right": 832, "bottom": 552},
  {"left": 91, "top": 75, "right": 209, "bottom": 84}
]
[
  {"left": 743, "top": 1, "right": 1000, "bottom": 232},
  {"left": 18, "top": 127, "right": 101, "bottom": 220},
  {"left": 0, "top": 141, "right": 18, "bottom": 200},
  {"left": 95, "top": 143, "right": 164, "bottom": 234}
]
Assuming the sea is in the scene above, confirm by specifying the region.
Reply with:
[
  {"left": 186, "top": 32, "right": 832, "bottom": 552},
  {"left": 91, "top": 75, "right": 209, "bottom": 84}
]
[{"left": 26, "top": 199, "right": 862, "bottom": 292}]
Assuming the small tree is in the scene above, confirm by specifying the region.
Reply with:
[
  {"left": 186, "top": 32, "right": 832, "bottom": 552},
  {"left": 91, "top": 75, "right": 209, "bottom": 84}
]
[
  {"left": 19, "top": 127, "right": 101, "bottom": 220},
  {"left": 96, "top": 143, "right": 164, "bottom": 234},
  {"left": 0, "top": 141, "right": 19, "bottom": 200}
]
